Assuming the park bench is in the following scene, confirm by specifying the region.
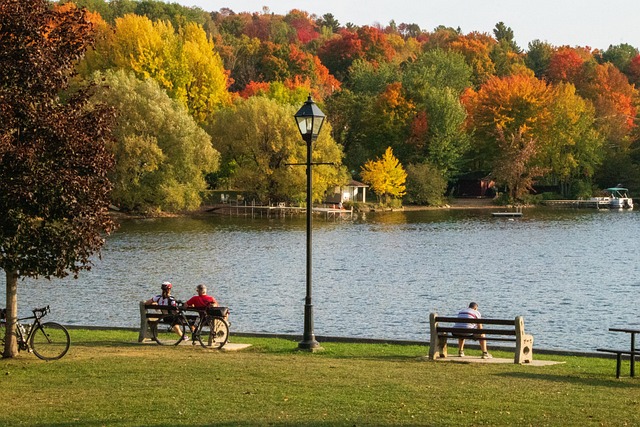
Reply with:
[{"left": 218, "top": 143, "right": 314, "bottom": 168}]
[
  {"left": 428, "top": 312, "right": 534, "bottom": 364},
  {"left": 138, "top": 301, "right": 228, "bottom": 342},
  {"left": 597, "top": 327, "right": 640, "bottom": 378}
]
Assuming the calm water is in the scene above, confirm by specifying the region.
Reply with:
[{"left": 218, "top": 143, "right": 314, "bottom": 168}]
[{"left": 2, "top": 207, "right": 639, "bottom": 352}]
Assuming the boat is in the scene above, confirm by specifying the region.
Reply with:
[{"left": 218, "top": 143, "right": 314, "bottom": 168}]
[{"left": 590, "top": 187, "right": 634, "bottom": 210}]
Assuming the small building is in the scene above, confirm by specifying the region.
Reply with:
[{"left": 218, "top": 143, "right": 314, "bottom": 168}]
[
  {"left": 325, "top": 180, "right": 369, "bottom": 204},
  {"left": 452, "top": 172, "right": 495, "bottom": 198}
]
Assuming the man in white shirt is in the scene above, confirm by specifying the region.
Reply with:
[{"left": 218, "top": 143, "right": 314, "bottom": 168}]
[{"left": 454, "top": 302, "right": 492, "bottom": 359}]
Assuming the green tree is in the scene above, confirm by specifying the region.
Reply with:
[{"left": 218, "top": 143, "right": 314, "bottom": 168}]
[
  {"left": 404, "top": 162, "right": 448, "bottom": 206},
  {"left": 402, "top": 48, "right": 472, "bottom": 104},
  {"left": 524, "top": 39, "right": 553, "bottom": 78},
  {"left": 492, "top": 22, "right": 521, "bottom": 53},
  {"left": 347, "top": 59, "right": 400, "bottom": 95},
  {"left": 208, "top": 97, "right": 346, "bottom": 203},
  {"left": 90, "top": 70, "right": 219, "bottom": 213},
  {"left": 420, "top": 87, "right": 470, "bottom": 175},
  {"left": 0, "top": 0, "right": 116, "bottom": 357},
  {"left": 360, "top": 147, "right": 407, "bottom": 205},
  {"left": 599, "top": 43, "right": 639, "bottom": 72}
]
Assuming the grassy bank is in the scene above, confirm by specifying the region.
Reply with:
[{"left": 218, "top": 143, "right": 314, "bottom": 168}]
[{"left": 0, "top": 329, "right": 637, "bottom": 426}]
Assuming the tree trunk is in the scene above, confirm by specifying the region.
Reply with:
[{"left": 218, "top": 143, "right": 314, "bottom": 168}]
[{"left": 3, "top": 269, "right": 18, "bottom": 358}]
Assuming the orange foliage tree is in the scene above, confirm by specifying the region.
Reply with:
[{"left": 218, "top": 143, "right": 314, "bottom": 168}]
[{"left": 449, "top": 31, "right": 497, "bottom": 85}]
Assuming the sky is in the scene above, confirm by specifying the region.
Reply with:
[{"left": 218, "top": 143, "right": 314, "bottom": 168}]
[{"left": 166, "top": 0, "right": 640, "bottom": 51}]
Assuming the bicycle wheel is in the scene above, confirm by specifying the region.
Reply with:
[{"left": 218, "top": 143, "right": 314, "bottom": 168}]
[
  {"left": 30, "top": 322, "right": 70, "bottom": 360},
  {"left": 152, "top": 315, "right": 188, "bottom": 346},
  {"left": 197, "top": 316, "right": 229, "bottom": 348}
]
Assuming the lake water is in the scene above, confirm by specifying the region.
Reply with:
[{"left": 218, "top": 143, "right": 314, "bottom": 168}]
[{"left": 2, "top": 207, "right": 639, "bottom": 352}]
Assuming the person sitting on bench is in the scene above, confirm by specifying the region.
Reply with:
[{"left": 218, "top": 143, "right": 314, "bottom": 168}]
[
  {"left": 185, "top": 284, "right": 229, "bottom": 325},
  {"left": 454, "top": 302, "right": 492, "bottom": 359}
]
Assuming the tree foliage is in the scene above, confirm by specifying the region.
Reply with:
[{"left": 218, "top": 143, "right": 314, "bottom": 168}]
[
  {"left": 360, "top": 147, "right": 407, "bottom": 204},
  {"left": 50, "top": 0, "right": 640, "bottom": 199},
  {"left": 79, "top": 13, "right": 231, "bottom": 123},
  {"left": 208, "top": 97, "right": 346, "bottom": 203},
  {"left": 90, "top": 70, "right": 220, "bottom": 213},
  {"left": 0, "top": 0, "right": 116, "bottom": 357},
  {"left": 404, "top": 161, "right": 447, "bottom": 206}
]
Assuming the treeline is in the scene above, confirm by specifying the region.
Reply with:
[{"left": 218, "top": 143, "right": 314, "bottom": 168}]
[{"left": 63, "top": 0, "right": 640, "bottom": 210}]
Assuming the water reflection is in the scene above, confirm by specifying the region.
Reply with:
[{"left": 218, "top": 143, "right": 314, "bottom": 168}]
[{"left": 1, "top": 208, "right": 639, "bottom": 351}]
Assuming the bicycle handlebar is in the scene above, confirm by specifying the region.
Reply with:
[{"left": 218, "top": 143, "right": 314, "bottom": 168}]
[{"left": 32, "top": 305, "right": 50, "bottom": 316}]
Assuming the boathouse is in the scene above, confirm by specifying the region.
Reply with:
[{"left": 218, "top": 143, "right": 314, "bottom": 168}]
[{"left": 325, "top": 180, "right": 369, "bottom": 204}]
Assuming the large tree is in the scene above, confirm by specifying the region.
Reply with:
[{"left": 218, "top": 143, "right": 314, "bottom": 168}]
[
  {"left": 0, "top": 0, "right": 116, "bottom": 357},
  {"left": 208, "top": 96, "right": 346, "bottom": 203},
  {"left": 90, "top": 70, "right": 220, "bottom": 213},
  {"left": 78, "top": 13, "right": 231, "bottom": 124}
]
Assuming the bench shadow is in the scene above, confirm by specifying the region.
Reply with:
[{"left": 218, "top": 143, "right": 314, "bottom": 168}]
[{"left": 496, "top": 371, "right": 640, "bottom": 388}]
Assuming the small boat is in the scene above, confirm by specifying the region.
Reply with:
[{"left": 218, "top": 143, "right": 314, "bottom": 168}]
[{"left": 590, "top": 187, "right": 633, "bottom": 210}]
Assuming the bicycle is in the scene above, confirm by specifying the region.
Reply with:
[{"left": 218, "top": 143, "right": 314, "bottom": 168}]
[
  {"left": 150, "top": 303, "right": 229, "bottom": 349},
  {"left": 0, "top": 305, "right": 70, "bottom": 360}
]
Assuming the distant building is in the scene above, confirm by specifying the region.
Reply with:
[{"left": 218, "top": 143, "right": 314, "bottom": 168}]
[
  {"left": 325, "top": 180, "right": 369, "bottom": 204},
  {"left": 452, "top": 172, "right": 495, "bottom": 198}
]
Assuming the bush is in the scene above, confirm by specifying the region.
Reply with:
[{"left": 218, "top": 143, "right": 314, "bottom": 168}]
[{"left": 404, "top": 162, "right": 447, "bottom": 206}]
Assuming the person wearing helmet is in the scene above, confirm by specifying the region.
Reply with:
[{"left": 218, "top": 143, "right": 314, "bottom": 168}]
[{"left": 145, "top": 281, "right": 185, "bottom": 340}]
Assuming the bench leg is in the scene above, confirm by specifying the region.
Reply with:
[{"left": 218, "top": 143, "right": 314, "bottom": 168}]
[{"left": 616, "top": 353, "right": 621, "bottom": 379}]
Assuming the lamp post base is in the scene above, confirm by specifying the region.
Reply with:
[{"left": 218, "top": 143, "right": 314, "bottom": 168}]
[
  {"left": 298, "top": 302, "right": 322, "bottom": 351},
  {"left": 297, "top": 339, "right": 322, "bottom": 352}
]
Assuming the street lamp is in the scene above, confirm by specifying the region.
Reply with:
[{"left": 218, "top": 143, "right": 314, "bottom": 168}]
[{"left": 294, "top": 95, "right": 325, "bottom": 351}]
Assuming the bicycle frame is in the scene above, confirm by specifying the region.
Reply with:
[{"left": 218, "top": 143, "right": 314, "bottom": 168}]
[{"left": 13, "top": 306, "right": 49, "bottom": 351}]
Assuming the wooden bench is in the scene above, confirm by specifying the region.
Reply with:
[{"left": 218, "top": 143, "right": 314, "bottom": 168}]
[
  {"left": 138, "top": 302, "right": 228, "bottom": 342},
  {"left": 428, "top": 312, "right": 534, "bottom": 364}
]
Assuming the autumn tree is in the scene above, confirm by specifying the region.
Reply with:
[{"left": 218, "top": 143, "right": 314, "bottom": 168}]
[
  {"left": 465, "top": 72, "right": 553, "bottom": 170},
  {"left": 360, "top": 147, "right": 407, "bottom": 205},
  {"left": 449, "top": 31, "right": 497, "bottom": 85},
  {"left": 78, "top": 13, "right": 231, "bottom": 123},
  {"left": 492, "top": 130, "right": 548, "bottom": 201},
  {"left": 90, "top": 70, "right": 220, "bottom": 213},
  {"left": 0, "top": 0, "right": 116, "bottom": 357},
  {"left": 208, "top": 97, "right": 346, "bottom": 203},
  {"left": 540, "top": 83, "right": 604, "bottom": 195}
]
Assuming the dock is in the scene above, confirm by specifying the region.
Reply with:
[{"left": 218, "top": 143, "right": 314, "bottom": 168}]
[
  {"left": 208, "top": 202, "right": 354, "bottom": 220},
  {"left": 492, "top": 206, "right": 523, "bottom": 217},
  {"left": 492, "top": 212, "right": 523, "bottom": 217},
  {"left": 542, "top": 199, "right": 611, "bottom": 209}
]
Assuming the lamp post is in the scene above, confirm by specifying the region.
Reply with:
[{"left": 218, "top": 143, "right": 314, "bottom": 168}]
[{"left": 294, "top": 95, "right": 325, "bottom": 351}]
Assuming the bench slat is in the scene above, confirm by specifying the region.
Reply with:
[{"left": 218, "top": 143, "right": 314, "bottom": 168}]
[
  {"left": 437, "top": 327, "right": 516, "bottom": 336},
  {"left": 434, "top": 317, "right": 516, "bottom": 326}
]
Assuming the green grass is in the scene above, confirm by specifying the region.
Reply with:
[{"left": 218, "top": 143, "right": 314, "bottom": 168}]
[{"left": 1, "top": 329, "right": 639, "bottom": 426}]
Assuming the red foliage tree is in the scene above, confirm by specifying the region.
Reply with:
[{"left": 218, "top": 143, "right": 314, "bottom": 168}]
[
  {"left": 0, "top": 0, "right": 116, "bottom": 357},
  {"left": 546, "top": 46, "right": 591, "bottom": 83}
]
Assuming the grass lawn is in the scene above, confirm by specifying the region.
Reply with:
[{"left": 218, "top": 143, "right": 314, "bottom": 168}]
[{"left": 0, "top": 329, "right": 638, "bottom": 426}]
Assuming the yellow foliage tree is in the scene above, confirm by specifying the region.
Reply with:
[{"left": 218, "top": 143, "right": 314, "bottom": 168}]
[
  {"left": 360, "top": 147, "right": 407, "bottom": 205},
  {"left": 78, "top": 14, "right": 230, "bottom": 124}
]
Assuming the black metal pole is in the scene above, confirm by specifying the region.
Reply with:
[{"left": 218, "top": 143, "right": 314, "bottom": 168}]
[{"left": 299, "top": 135, "right": 319, "bottom": 350}]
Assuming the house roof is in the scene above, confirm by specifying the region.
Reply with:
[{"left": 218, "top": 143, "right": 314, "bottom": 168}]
[{"left": 347, "top": 179, "right": 368, "bottom": 188}]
